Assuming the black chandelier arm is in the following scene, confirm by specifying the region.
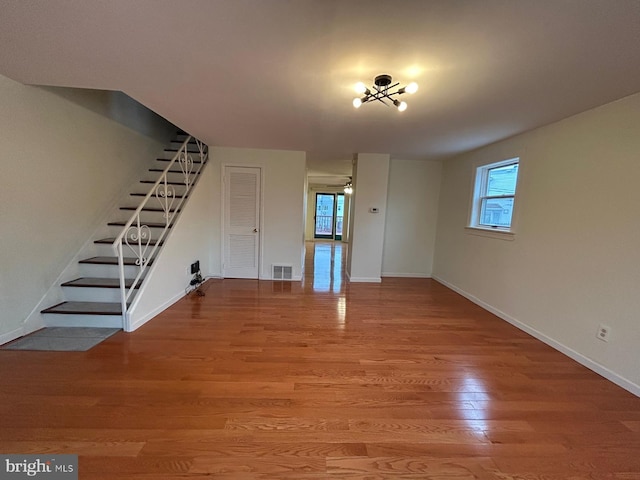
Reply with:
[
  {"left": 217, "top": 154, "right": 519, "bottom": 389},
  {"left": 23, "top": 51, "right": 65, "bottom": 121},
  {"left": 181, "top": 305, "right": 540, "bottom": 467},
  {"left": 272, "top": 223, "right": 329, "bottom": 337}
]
[
  {"left": 364, "top": 85, "right": 406, "bottom": 105},
  {"left": 353, "top": 75, "right": 415, "bottom": 111}
]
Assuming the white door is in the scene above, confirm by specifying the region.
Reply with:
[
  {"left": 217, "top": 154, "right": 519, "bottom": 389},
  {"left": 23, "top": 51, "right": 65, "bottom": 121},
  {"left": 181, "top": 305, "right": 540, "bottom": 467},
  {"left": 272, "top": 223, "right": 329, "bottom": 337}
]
[{"left": 224, "top": 166, "right": 261, "bottom": 278}]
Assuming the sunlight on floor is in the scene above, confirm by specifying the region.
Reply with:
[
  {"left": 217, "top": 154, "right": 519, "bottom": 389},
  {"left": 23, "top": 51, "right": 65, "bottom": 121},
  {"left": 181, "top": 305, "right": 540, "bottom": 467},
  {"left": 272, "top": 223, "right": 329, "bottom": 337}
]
[{"left": 304, "top": 241, "right": 347, "bottom": 294}]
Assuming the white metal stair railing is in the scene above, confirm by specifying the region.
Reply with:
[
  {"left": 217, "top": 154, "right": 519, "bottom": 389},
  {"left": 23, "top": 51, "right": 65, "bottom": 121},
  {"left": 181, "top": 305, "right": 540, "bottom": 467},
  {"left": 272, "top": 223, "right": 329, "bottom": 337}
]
[{"left": 112, "top": 135, "right": 208, "bottom": 325}]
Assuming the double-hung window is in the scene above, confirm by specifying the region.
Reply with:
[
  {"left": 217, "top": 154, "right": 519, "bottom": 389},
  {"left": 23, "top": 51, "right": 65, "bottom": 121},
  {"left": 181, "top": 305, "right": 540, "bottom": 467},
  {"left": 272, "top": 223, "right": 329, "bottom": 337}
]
[{"left": 470, "top": 158, "right": 519, "bottom": 232}]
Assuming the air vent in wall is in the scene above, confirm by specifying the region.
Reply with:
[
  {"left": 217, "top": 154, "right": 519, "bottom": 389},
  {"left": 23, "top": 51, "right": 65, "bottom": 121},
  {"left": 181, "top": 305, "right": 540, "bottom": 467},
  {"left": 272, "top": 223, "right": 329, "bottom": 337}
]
[{"left": 272, "top": 265, "right": 293, "bottom": 281}]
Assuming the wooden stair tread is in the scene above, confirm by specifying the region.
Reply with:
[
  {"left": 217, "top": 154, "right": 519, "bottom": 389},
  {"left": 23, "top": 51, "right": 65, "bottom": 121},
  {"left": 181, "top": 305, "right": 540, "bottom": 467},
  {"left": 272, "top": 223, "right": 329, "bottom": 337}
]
[
  {"left": 148, "top": 168, "right": 202, "bottom": 174},
  {"left": 108, "top": 221, "right": 171, "bottom": 229},
  {"left": 120, "top": 206, "right": 179, "bottom": 212},
  {"left": 61, "top": 277, "right": 138, "bottom": 289},
  {"left": 95, "top": 237, "right": 163, "bottom": 246},
  {"left": 164, "top": 147, "right": 202, "bottom": 153},
  {"left": 79, "top": 256, "right": 152, "bottom": 266},
  {"left": 156, "top": 158, "right": 204, "bottom": 164},
  {"left": 41, "top": 301, "right": 123, "bottom": 315},
  {"left": 130, "top": 193, "right": 186, "bottom": 199},
  {"left": 140, "top": 180, "right": 187, "bottom": 185}
]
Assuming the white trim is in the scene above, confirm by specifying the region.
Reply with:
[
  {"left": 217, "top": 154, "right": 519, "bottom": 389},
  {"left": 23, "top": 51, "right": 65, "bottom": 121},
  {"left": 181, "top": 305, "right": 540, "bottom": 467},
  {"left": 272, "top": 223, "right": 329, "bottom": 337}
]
[
  {"left": 0, "top": 326, "right": 26, "bottom": 346},
  {"left": 433, "top": 275, "right": 640, "bottom": 398},
  {"left": 465, "top": 226, "right": 515, "bottom": 241},
  {"left": 381, "top": 272, "right": 432, "bottom": 278},
  {"left": 348, "top": 276, "right": 382, "bottom": 283}
]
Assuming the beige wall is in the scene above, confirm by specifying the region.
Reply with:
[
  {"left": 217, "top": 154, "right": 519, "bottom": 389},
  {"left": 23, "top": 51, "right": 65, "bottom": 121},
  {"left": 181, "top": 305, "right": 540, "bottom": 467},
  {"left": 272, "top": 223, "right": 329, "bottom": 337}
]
[
  {"left": 0, "top": 74, "right": 174, "bottom": 343},
  {"left": 382, "top": 158, "right": 442, "bottom": 277},
  {"left": 433, "top": 92, "right": 640, "bottom": 394}
]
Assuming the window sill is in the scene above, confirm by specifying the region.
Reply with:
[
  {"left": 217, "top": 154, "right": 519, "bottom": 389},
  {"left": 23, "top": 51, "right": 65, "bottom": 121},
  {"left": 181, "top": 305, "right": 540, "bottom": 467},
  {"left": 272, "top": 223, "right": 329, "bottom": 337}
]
[{"left": 465, "top": 226, "right": 515, "bottom": 241}]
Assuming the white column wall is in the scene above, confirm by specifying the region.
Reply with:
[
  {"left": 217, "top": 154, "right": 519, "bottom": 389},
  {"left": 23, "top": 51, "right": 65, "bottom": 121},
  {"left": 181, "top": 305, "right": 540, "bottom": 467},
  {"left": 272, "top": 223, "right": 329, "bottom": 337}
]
[{"left": 347, "top": 153, "right": 390, "bottom": 282}]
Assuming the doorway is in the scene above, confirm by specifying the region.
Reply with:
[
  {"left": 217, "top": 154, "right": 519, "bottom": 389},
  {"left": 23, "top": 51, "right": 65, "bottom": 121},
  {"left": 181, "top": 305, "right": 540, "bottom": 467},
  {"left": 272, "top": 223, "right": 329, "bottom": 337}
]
[
  {"left": 314, "top": 193, "right": 344, "bottom": 241},
  {"left": 223, "top": 166, "right": 261, "bottom": 278}
]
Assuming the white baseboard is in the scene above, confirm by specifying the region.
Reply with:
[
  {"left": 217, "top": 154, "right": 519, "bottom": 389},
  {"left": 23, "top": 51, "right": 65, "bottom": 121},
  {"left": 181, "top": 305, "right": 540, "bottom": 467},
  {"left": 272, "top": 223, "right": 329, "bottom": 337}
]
[
  {"left": 432, "top": 275, "right": 640, "bottom": 398},
  {"left": 0, "top": 326, "right": 26, "bottom": 346},
  {"left": 348, "top": 276, "right": 382, "bottom": 283},
  {"left": 258, "top": 275, "right": 303, "bottom": 281},
  {"left": 381, "top": 272, "right": 432, "bottom": 278}
]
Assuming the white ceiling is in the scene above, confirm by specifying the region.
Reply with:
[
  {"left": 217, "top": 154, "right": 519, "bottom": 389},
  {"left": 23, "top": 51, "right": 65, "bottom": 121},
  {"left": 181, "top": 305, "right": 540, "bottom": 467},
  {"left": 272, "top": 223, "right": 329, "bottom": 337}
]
[{"left": 1, "top": 0, "right": 640, "bottom": 184}]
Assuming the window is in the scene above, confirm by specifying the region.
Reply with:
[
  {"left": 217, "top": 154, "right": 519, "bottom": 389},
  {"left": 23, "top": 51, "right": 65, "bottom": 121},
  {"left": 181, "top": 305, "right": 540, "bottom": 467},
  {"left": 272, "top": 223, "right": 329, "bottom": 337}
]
[{"left": 470, "top": 158, "right": 519, "bottom": 232}]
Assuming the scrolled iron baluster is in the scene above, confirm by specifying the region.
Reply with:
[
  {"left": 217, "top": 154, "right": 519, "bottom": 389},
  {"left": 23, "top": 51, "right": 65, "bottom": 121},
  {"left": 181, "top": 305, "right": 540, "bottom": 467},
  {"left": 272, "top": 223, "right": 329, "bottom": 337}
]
[
  {"left": 155, "top": 179, "right": 175, "bottom": 223},
  {"left": 179, "top": 146, "right": 194, "bottom": 192},
  {"left": 125, "top": 221, "right": 151, "bottom": 269}
]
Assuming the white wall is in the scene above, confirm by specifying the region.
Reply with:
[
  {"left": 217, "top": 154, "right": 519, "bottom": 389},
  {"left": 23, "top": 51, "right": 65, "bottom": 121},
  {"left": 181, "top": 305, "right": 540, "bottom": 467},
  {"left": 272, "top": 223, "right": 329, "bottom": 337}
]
[
  {"left": 208, "top": 147, "right": 307, "bottom": 280},
  {"left": 0, "top": 74, "right": 174, "bottom": 344},
  {"left": 382, "top": 158, "right": 441, "bottom": 278},
  {"left": 347, "top": 153, "right": 390, "bottom": 282},
  {"left": 433, "top": 92, "right": 640, "bottom": 394}
]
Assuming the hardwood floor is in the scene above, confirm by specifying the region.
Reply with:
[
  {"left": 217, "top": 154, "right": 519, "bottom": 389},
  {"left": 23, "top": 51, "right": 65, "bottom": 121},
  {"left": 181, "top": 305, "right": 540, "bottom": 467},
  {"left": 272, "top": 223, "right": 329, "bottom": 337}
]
[{"left": 1, "top": 240, "right": 639, "bottom": 479}]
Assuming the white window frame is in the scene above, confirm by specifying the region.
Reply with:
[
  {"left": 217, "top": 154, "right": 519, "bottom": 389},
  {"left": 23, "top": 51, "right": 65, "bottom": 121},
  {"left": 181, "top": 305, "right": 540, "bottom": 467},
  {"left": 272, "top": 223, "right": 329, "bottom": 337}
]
[{"left": 468, "top": 157, "right": 519, "bottom": 238}]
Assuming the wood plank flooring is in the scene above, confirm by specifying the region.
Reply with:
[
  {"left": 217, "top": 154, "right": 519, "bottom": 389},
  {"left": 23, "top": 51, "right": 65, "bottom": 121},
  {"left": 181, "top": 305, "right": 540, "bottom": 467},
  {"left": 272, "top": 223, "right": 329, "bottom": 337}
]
[{"left": 1, "top": 241, "right": 639, "bottom": 479}]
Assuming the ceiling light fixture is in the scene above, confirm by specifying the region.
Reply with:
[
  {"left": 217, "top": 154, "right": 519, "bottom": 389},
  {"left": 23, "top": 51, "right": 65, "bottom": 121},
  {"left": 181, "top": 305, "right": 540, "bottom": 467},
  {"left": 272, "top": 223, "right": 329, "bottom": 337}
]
[
  {"left": 344, "top": 178, "right": 353, "bottom": 195},
  {"left": 352, "top": 74, "right": 418, "bottom": 112}
]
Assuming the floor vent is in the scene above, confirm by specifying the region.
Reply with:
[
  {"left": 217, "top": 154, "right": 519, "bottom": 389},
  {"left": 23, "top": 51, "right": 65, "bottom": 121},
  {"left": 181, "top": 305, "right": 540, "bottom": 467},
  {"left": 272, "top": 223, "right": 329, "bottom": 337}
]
[{"left": 272, "top": 265, "right": 293, "bottom": 281}]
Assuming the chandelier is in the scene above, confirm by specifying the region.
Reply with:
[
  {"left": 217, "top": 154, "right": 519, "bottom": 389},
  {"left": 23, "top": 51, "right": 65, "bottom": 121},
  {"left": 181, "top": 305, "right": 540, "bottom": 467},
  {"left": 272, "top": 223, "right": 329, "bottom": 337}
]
[{"left": 352, "top": 74, "right": 418, "bottom": 112}]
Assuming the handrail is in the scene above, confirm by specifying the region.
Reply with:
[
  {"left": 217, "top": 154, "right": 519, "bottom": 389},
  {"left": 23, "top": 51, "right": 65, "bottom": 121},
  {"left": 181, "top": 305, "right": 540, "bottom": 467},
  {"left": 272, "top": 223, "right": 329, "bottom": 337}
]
[{"left": 111, "top": 135, "right": 208, "bottom": 322}]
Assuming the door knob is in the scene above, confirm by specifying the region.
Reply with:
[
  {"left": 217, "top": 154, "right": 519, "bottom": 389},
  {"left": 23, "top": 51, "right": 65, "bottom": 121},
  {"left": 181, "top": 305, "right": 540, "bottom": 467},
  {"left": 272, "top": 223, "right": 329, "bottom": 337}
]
[{"left": 253, "top": 228, "right": 258, "bottom": 233}]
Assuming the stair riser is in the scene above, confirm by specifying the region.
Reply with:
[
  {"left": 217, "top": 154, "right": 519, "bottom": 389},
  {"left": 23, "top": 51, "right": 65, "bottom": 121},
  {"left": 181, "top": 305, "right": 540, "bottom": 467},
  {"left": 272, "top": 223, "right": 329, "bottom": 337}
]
[
  {"left": 43, "top": 314, "right": 123, "bottom": 329},
  {"left": 92, "top": 243, "right": 162, "bottom": 257},
  {"left": 139, "top": 181, "right": 191, "bottom": 194},
  {"left": 144, "top": 170, "right": 193, "bottom": 180},
  {"left": 114, "top": 211, "right": 179, "bottom": 225},
  {"left": 79, "top": 264, "right": 145, "bottom": 279},
  {"left": 168, "top": 138, "right": 197, "bottom": 147},
  {"left": 62, "top": 286, "right": 135, "bottom": 303},
  {"left": 159, "top": 150, "right": 204, "bottom": 160},
  {"left": 91, "top": 244, "right": 119, "bottom": 258}
]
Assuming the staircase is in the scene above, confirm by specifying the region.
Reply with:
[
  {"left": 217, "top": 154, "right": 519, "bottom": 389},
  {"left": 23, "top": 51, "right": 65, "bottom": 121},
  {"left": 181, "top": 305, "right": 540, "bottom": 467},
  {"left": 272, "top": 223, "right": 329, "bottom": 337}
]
[{"left": 40, "top": 132, "right": 208, "bottom": 329}]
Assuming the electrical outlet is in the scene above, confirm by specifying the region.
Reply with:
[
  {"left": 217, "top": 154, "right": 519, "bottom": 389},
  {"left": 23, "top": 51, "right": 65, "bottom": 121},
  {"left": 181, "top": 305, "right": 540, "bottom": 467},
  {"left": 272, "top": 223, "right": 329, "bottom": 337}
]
[
  {"left": 190, "top": 260, "right": 200, "bottom": 275},
  {"left": 596, "top": 324, "right": 611, "bottom": 342}
]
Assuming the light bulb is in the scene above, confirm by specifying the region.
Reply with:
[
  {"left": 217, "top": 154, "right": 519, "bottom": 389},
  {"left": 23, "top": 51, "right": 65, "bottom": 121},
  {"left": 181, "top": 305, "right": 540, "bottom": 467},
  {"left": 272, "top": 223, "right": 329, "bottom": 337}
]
[
  {"left": 405, "top": 82, "right": 418, "bottom": 94},
  {"left": 353, "top": 97, "right": 362, "bottom": 109},
  {"left": 394, "top": 99, "right": 408, "bottom": 112},
  {"left": 354, "top": 82, "right": 367, "bottom": 94}
]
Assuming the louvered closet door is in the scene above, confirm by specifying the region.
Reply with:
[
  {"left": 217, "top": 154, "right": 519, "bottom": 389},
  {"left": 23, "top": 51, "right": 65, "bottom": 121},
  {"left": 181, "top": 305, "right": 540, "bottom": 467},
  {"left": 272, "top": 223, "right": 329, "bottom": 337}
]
[{"left": 224, "top": 166, "right": 261, "bottom": 278}]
